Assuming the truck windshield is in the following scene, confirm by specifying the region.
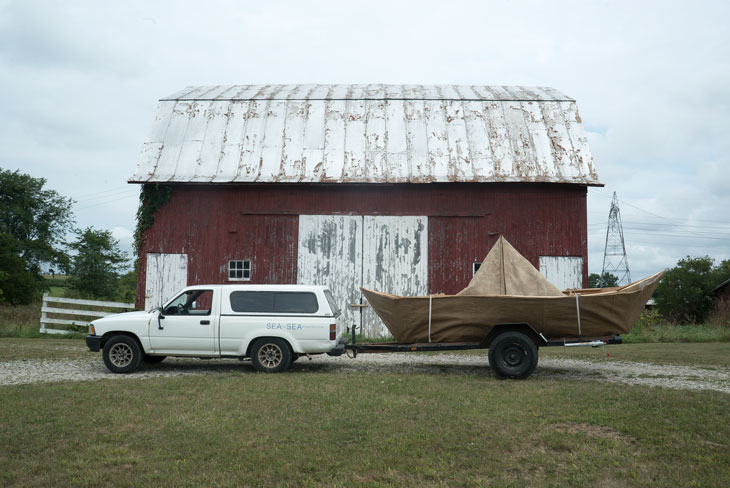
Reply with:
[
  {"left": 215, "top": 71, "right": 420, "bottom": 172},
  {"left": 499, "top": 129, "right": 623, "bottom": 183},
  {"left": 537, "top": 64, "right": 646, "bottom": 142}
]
[{"left": 324, "top": 289, "right": 341, "bottom": 317}]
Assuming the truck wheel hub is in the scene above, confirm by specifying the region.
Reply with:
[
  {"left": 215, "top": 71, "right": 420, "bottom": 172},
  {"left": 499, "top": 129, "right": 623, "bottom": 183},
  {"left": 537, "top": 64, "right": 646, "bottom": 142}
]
[
  {"left": 259, "top": 345, "right": 282, "bottom": 367},
  {"left": 109, "top": 343, "right": 133, "bottom": 367}
]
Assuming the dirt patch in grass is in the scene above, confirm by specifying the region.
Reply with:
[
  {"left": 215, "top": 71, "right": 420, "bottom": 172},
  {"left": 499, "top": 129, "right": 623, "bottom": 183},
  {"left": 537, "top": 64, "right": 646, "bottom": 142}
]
[{"left": 552, "top": 422, "right": 632, "bottom": 442}]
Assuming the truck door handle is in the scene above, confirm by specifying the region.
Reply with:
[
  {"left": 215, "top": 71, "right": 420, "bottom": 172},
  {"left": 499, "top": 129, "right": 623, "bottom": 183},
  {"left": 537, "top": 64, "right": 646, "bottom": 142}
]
[{"left": 200, "top": 320, "right": 210, "bottom": 325}]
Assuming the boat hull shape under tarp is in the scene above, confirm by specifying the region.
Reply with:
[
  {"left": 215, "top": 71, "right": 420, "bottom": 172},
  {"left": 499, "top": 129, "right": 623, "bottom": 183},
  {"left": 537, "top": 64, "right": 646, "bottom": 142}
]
[{"left": 360, "top": 236, "right": 664, "bottom": 343}]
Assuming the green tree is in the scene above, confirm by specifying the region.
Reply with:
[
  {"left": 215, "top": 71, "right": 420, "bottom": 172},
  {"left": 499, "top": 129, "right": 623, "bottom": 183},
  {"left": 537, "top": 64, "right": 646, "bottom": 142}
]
[
  {"left": 67, "top": 227, "right": 129, "bottom": 299},
  {"left": 0, "top": 234, "right": 36, "bottom": 305},
  {"left": 655, "top": 256, "right": 716, "bottom": 324},
  {"left": 712, "top": 259, "right": 730, "bottom": 288},
  {"left": 0, "top": 168, "right": 74, "bottom": 303},
  {"left": 116, "top": 269, "right": 137, "bottom": 303},
  {"left": 588, "top": 272, "right": 619, "bottom": 288}
]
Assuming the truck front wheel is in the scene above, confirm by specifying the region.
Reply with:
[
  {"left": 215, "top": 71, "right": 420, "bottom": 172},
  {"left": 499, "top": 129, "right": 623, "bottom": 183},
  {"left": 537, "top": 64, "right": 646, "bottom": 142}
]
[
  {"left": 251, "top": 338, "right": 292, "bottom": 373},
  {"left": 488, "top": 331, "right": 538, "bottom": 379},
  {"left": 102, "top": 335, "right": 142, "bottom": 374}
]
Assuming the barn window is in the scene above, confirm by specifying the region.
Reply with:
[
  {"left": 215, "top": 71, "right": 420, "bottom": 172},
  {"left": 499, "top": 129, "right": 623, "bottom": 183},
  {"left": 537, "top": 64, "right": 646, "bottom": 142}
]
[
  {"left": 473, "top": 262, "right": 481, "bottom": 275},
  {"left": 228, "top": 260, "right": 251, "bottom": 281}
]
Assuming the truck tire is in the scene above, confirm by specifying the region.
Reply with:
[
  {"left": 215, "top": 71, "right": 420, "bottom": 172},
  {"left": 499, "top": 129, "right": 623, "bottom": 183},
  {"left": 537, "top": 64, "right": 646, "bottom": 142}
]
[
  {"left": 143, "top": 354, "right": 166, "bottom": 364},
  {"left": 102, "top": 335, "right": 143, "bottom": 374},
  {"left": 488, "top": 331, "right": 538, "bottom": 379},
  {"left": 251, "top": 338, "right": 292, "bottom": 373}
]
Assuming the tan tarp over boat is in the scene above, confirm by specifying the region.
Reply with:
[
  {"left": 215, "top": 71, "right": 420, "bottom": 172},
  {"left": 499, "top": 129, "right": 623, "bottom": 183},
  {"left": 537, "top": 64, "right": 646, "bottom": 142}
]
[{"left": 361, "top": 236, "right": 664, "bottom": 343}]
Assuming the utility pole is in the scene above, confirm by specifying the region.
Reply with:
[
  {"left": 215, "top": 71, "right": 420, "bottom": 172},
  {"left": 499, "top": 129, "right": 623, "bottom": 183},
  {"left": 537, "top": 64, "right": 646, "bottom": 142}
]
[{"left": 601, "top": 192, "right": 631, "bottom": 286}]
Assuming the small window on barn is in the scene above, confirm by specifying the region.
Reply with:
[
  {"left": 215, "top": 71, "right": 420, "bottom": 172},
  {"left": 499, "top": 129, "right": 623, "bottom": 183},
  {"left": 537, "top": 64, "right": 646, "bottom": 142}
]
[
  {"left": 228, "top": 260, "right": 251, "bottom": 281},
  {"left": 473, "top": 262, "right": 482, "bottom": 275}
]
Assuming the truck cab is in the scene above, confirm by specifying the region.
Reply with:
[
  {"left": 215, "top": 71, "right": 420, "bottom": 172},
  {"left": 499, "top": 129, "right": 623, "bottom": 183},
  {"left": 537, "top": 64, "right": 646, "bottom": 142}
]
[{"left": 86, "top": 284, "right": 346, "bottom": 374}]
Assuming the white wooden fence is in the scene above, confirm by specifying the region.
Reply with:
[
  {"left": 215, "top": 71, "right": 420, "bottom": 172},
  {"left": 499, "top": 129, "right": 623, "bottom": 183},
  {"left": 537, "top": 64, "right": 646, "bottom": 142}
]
[{"left": 39, "top": 293, "right": 136, "bottom": 335}]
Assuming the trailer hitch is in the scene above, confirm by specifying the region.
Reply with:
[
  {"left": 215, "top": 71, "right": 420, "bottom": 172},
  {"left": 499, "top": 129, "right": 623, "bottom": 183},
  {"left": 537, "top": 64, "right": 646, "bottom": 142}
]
[{"left": 346, "top": 324, "right": 358, "bottom": 358}]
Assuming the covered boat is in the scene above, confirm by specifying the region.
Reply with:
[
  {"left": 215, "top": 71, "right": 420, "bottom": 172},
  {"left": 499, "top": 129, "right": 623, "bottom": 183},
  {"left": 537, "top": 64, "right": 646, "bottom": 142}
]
[{"left": 361, "top": 236, "right": 663, "bottom": 344}]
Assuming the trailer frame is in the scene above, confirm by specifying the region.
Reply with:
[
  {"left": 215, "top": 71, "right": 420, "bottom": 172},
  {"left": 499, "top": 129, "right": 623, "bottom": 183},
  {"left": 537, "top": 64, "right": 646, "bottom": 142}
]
[{"left": 344, "top": 325, "right": 623, "bottom": 379}]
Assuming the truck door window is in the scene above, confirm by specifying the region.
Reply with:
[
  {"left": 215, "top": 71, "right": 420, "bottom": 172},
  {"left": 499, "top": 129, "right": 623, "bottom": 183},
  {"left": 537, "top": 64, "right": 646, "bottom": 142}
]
[{"left": 164, "top": 290, "right": 213, "bottom": 316}]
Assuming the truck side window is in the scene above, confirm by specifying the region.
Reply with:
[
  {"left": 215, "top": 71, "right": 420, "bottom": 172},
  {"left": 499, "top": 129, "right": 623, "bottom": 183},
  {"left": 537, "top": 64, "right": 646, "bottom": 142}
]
[
  {"left": 274, "top": 292, "right": 318, "bottom": 313},
  {"left": 230, "top": 291, "right": 318, "bottom": 314}
]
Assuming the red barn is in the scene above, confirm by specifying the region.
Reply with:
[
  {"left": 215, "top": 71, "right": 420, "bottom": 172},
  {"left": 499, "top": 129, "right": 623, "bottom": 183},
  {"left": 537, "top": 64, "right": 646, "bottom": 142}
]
[{"left": 130, "top": 84, "right": 601, "bottom": 336}]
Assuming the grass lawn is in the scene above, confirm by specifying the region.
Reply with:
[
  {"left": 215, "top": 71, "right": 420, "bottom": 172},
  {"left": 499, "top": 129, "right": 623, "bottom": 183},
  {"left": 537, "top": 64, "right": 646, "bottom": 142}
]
[
  {"left": 540, "top": 342, "right": 730, "bottom": 368},
  {"left": 1, "top": 340, "right": 729, "bottom": 487}
]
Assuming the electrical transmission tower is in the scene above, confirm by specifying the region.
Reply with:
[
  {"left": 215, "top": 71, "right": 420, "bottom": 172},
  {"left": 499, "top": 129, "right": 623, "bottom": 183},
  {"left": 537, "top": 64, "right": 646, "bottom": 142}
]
[{"left": 601, "top": 192, "right": 631, "bottom": 286}]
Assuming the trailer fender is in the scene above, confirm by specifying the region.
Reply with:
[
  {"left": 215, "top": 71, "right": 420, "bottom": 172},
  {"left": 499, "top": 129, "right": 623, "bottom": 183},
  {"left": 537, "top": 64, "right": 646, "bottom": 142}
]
[{"left": 482, "top": 323, "right": 545, "bottom": 348}]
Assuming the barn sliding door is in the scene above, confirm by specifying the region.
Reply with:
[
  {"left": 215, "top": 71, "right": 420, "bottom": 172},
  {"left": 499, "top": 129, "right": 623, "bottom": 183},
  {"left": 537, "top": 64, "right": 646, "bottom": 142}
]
[
  {"left": 297, "top": 216, "right": 363, "bottom": 332},
  {"left": 297, "top": 215, "right": 428, "bottom": 337},
  {"left": 360, "top": 216, "right": 428, "bottom": 336}
]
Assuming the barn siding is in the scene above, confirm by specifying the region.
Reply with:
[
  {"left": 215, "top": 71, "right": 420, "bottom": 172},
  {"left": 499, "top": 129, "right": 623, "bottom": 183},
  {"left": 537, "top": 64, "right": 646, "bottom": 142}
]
[
  {"left": 427, "top": 187, "right": 587, "bottom": 294},
  {"left": 136, "top": 183, "right": 586, "bottom": 309},
  {"left": 136, "top": 202, "right": 298, "bottom": 308}
]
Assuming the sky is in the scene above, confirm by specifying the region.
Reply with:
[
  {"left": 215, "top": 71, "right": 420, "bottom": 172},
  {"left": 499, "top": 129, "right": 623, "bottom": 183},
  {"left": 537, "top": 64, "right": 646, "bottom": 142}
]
[{"left": 1, "top": 0, "right": 729, "bottom": 280}]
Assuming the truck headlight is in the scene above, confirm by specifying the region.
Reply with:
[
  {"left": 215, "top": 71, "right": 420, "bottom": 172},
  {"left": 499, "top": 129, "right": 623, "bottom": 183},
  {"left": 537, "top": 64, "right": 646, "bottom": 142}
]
[{"left": 89, "top": 324, "right": 96, "bottom": 335}]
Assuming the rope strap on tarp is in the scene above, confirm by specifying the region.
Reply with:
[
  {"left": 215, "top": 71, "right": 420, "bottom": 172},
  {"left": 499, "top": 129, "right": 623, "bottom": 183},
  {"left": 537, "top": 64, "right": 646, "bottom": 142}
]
[
  {"left": 428, "top": 294, "right": 433, "bottom": 343},
  {"left": 573, "top": 291, "right": 582, "bottom": 336}
]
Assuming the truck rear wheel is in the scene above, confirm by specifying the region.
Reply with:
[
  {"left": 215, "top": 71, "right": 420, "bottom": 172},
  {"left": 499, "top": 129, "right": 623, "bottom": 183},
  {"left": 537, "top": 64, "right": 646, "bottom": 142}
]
[
  {"left": 251, "top": 338, "right": 292, "bottom": 373},
  {"left": 488, "top": 331, "right": 538, "bottom": 379},
  {"left": 102, "top": 335, "right": 142, "bottom": 374}
]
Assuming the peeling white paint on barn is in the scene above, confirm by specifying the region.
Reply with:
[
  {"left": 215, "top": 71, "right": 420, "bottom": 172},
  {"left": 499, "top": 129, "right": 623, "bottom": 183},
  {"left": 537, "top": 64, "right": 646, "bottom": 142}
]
[
  {"left": 361, "top": 216, "right": 429, "bottom": 336},
  {"left": 297, "top": 215, "right": 428, "bottom": 337},
  {"left": 130, "top": 84, "right": 600, "bottom": 186},
  {"left": 145, "top": 253, "right": 188, "bottom": 311},
  {"left": 297, "top": 215, "right": 363, "bottom": 332},
  {"left": 539, "top": 256, "right": 584, "bottom": 291}
]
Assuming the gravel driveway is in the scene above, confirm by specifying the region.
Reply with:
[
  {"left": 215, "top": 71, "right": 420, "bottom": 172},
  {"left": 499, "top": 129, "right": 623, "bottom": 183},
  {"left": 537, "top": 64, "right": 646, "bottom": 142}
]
[{"left": 2, "top": 353, "right": 729, "bottom": 393}]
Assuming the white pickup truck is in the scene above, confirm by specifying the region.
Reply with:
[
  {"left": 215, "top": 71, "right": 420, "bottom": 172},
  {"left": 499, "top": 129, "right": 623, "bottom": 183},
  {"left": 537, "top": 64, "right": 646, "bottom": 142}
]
[{"left": 86, "top": 284, "right": 346, "bottom": 374}]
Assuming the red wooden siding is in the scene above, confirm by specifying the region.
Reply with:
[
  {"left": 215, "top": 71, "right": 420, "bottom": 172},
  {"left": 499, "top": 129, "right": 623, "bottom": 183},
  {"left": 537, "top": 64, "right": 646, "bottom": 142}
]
[
  {"left": 428, "top": 187, "right": 587, "bottom": 294},
  {"left": 136, "top": 183, "right": 586, "bottom": 308},
  {"left": 136, "top": 200, "right": 298, "bottom": 308}
]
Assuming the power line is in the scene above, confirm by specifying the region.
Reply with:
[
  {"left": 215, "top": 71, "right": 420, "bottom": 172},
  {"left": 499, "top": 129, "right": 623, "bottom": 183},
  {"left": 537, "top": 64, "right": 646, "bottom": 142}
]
[
  {"left": 590, "top": 190, "right": 730, "bottom": 225},
  {"left": 69, "top": 185, "right": 135, "bottom": 200},
  {"left": 74, "top": 193, "right": 139, "bottom": 211},
  {"left": 588, "top": 220, "right": 730, "bottom": 230},
  {"left": 72, "top": 188, "right": 139, "bottom": 204}
]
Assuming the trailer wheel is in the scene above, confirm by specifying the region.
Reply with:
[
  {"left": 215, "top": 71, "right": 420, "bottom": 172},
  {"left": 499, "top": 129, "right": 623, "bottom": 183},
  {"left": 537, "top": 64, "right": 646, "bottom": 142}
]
[
  {"left": 251, "top": 338, "right": 292, "bottom": 373},
  {"left": 102, "top": 335, "right": 142, "bottom": 374},
  {"left": 488, "top": 331, "right": 538, "bottom": 379}
]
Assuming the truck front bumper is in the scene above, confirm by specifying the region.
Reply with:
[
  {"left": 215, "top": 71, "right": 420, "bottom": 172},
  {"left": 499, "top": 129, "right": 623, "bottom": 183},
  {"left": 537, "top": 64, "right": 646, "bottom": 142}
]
[{"left": 86, "top": 335, "right": 102, "bottom": 352}]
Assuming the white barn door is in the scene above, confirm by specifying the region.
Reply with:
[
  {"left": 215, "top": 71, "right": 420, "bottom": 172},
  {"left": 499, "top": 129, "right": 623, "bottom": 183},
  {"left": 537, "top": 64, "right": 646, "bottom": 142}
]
[
  {"left": 297, "top": 215, "right": 428, "bottom": 337},
  {"left": 145, "top": 253, "right": 188, "bottom": 311},
  {"left": 539, "top": 256, "right": 584, "bottom": 291},
  {"left": 297, "top": 216, "right": 363, "bottom": 332},
  {"left": 361, "top": 216, "right": 428, "bottom": 337}
]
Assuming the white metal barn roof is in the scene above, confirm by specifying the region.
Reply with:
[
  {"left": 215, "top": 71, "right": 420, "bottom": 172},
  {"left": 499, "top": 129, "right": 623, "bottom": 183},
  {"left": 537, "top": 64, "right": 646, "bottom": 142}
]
[{"left": 130, "top": 84, "right": 601, "bottom": 185}]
